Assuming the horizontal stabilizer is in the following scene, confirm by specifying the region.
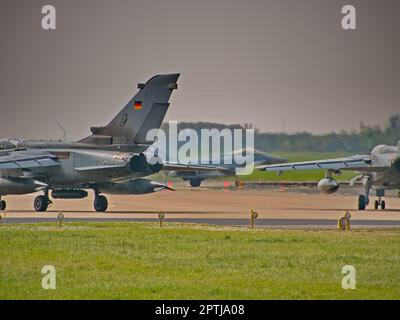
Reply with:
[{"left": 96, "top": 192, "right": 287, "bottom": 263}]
[
  {"left": 162, "top": 162, "right": 231, "bottom": 173},
  {"left": 74, "top": 164, "right": 127, "bottom": 172}
]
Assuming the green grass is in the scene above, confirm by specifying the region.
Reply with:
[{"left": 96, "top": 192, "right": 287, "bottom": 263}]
[{"left": 1, "top": 222, "right": 400, "bottom": 299}]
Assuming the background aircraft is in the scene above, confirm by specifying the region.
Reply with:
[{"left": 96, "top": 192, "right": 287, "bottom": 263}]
[
  {"left": 0, "top": 74, "right": 219, "bottom": 212},
  {"left": 261, "top": 141, "right": 400, "bottom": 210},
  {"left": 166, "top": 148, "right": 286, "bottom": 187}
]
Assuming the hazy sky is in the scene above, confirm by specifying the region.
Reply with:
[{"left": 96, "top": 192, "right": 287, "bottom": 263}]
[{"left": 0, "top": 0, "right": 399, "bottom": 140}]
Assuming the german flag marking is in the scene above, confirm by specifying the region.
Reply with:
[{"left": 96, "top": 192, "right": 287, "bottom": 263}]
[{"left": 134, "top": 101, "right": 142, "bottom": 110}]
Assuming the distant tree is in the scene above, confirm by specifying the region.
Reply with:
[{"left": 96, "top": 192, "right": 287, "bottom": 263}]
[
  {"left": 388, "top": 114, "right": 400, "bottom": 131},
  {"left": 162, "top": 114, "right": 400, "bottom": 153}
]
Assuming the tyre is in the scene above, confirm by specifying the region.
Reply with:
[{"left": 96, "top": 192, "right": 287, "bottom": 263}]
[
  {"left": 0, "top": 200, "right": 6, "bottom": 211},
  {"left": 381, "top": 200, "right": 386, "bottom": 210},
  {"left": 189, "top": 179, "right": 202, "bottom": 187},
  {"left": 358, "top": 195, "right": 366, "bottom": 210},
  {"left": 34, "top": 195, "right": 49, "bottom": 212},
  {"left": 374, "top": 200, "right": 379, "bottom": 210},
  {"left": 94, "top": 195, "right": 108, "bottom": 212}
]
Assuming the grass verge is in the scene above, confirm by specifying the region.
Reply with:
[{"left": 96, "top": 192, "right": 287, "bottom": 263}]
[{"left": 1, "top": 222, "right": 399, "bottom": 299}]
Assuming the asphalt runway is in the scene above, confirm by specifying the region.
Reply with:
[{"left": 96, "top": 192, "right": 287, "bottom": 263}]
[{"left": 2, "top": 185, "right": 400, "bottom": 229}]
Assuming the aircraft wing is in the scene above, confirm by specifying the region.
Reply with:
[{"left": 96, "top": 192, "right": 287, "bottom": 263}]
[
  {"left": 0, "top": 150, "right": 59, "bottom": 173},
  {"left": 162, "top": 162, "right": 231, "bottom": 173},
  {"left": 260, "top": 155, "right": 376, "bottom": 172}
]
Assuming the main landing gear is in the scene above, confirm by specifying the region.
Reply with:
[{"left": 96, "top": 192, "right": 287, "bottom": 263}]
[
  {"left": 358, "top": 194, "right": 368, "bottom": 210},
  {"left": 32, "top": 188, "right": 109, "bottom": 213},
  {"left": 358, "top": 184, "right": 386, "bottom": 211},
  {"left": 358, "top": 176, "right": 371, "bottom": 210},
  {"left": 0, "top": 197, "right": 6, "bottom": 210},
  {"left": 189, "top": 178, "right": 202, "bottom": 187},
  {"left": 94, "top": 190, "right": 108, "bottom": 212},
  {"left": 34, "top": 188, "right": 52, "bottom": 212}
]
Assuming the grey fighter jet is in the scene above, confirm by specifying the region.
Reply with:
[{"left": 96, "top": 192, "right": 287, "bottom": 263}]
[
  {"left": 0, "top": 74, "right": 219, "bottom": 212},
  {"left": 261, "top": 141, "right": 400, "bottom": 210},
  {"left": 167, "top": 149, "right": 286, "bottom": 187}
]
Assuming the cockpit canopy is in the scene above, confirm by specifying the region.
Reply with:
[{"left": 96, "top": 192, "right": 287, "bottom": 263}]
[
  {"left": 0, "top": 138, "right": 24, "bottom": 150},
  {"left": 371, "top": 144, "right": 399, "bottom": 155}
]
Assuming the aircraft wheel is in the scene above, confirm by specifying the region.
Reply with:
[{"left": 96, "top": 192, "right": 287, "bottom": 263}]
[
  {"left": 358, "top": 195, "right": 366, "bottom": 210},
  {"left": 374, "top": 200, "right": 379, "bottom": 210},
  {"left": 189, "top": 179, "right": 202, "bottom": 187},
  {"left": 94, "top": 195, "right": 108, "bottom": 212},
  {"left": 0, "top": 200, "right": 6, "bottom": 211},
  {"left": 381, "top": 200, "right": 386, "bottom": 210},
  {"left": 34, "top": 195, "right": 49, "bottom": 212}
]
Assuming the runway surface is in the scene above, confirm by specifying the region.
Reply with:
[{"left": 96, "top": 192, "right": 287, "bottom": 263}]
[{"left": 1, "top": 186, "right": 400, "bottom": 229}]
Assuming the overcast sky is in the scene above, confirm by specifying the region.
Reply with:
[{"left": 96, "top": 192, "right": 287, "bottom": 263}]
[{"left": 0, "top": 0, "right": 399, "bottom": 140}]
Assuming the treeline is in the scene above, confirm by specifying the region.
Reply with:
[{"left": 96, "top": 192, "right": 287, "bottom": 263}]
[{"left": 161, "top": 114, "right": 400, "bottom": 153}]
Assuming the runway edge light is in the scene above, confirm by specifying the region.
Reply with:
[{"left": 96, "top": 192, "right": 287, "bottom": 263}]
[
  {"left": 159, "top": 211, "right": 165, "bottom": 228},
  {"left": 58, "top": 211, "right": 65, "bottom": 229},
  {"left": 337, "top": 210, "right": 351, "bottom": 231},
  {"left": 0, "top": 210, "right": 5, "bottom": 225},
  {"left": 250, "top": 209, "right": 259, "bottom": 229}
]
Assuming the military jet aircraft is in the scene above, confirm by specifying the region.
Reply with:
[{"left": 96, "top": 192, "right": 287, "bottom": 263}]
[
  {"left": 0, "top": 73, "right": 220, "bottom": 212},
  {"left": 261, "top": 141, "right": 400, "bottom": 210},
  {"left": 166, "top": 148, "right": 286, "bottom": 187}
]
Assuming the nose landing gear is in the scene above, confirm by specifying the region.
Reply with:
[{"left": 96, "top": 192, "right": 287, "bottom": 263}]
[
  {"left": 373, "top": 189, "right": 386, "bottom": 210},
  {"left": 374, "top": 198, "right": 386, "bottom": 210}
]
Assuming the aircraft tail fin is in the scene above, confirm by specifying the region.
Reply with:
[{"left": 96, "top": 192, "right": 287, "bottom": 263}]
[{"left": 80, "top": 73, "right": 180, "bottom": 146}]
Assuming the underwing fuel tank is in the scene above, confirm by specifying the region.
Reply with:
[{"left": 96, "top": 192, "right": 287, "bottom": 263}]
[
  {"left": 317, "top": 178, "right": 340, "bottom": 194},
  {"left": 99, "top": 178, "right": 174, "bottom": 195},
  {"left": 51, "top": 189, "right": 88, "bottom": 199},
  {"left": 0, "top": 177, "right": 47, "bottom": 195}
]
